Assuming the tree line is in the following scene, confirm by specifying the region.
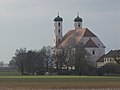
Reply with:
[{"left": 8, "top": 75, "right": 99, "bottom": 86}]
[
  {"left": 9, "top": 46, "right": 96, "bottom": 75},
  {"left": 9, "top": 46, "right": 120, "bottom": 76}
]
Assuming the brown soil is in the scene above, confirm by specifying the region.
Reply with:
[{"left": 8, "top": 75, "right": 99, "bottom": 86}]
[{"left": 0, "top": 82, "right": 120, "bottom": 89}]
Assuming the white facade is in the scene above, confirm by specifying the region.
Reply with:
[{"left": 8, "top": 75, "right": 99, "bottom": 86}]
[
  {"left": 85, "top": 47, "right": 99, "bottom": 66},
  {"left": 82, "top": 37, "right": 105, "bottom": 57},
  {"left": 82, "top": 37, "right": 105, "bottom": 66},
  {"left": 97, "top": 62, "right": 105, "bottom": 68},
  {"left": 53, "top": 20, "right": 63, "bottom": 46},
  {"left": 74, "top": 22, "right": 82, "bottom": 29},
  {"left": 96, "top": 50, "right": 120, "bottom": 68},
  {"left": 97, "top": 57, "right": 116, "bottom": 68},
  {"left": 74, "top": 15, "right": 82, "bottom": 29}
]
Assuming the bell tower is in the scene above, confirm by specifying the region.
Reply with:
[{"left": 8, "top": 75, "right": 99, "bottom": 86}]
[
  {"left": 74, "top": 13, "right": 83, "bottom": 30},
  {"left": 53, "top": 13, "right": 63, "bottom": 46}
]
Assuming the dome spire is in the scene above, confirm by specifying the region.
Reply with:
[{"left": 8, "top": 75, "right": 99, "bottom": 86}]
[
  {"left": 74, "top": 12, "right": 83, "bottom": 29},
  {"left": 54, "top": 12, "right": 63, "bottom": 21},
  {"left": 74, "top": 12, "right": 82, "bottom": 22},
  {"left": 57, "top": 12, "right": 59, "bottom": 16}
]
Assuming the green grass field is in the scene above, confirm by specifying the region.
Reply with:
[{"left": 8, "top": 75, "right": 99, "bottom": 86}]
[
  {"left": 0, "top": 71, "right": 120, "bottom": 89},
  {"left": 0, "top": 71, "right": 21, "bottom": 76},
  {"left": 0, "top": 75, "right": 120, "bottom": 89}
]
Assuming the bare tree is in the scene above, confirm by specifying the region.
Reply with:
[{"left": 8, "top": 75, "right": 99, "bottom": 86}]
[
  {"left": 52, "top": 47, "right": 68, "bottom": 72},
  {"left": 66, "top": 36, "right": 95, "bottom": 75},
  {"left": 40, "top": 46, "right": 52, "bottom": 72},
  {"left": 12, "top": 48, "right": 27, "bottom": 75}
]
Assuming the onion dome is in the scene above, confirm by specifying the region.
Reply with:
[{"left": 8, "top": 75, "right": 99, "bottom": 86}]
[
  {"left": 54, "top": 15, "right": 63, "bottom": 21},
  {"left": 74, "top": 15, "right": 82, "bottom": 22}
]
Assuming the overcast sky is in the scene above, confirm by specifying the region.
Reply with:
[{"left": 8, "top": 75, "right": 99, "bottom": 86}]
[{"left": 0, "top": 0, "right": 120, "bottom": 63}]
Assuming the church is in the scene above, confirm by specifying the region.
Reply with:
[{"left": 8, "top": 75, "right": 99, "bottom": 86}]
[{"left": 53, "top": 13, "right": 105, "bottom": 66}]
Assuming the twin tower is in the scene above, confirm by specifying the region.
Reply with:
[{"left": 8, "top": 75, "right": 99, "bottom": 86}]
[{"left": 53, "top": 14, "right": 83, "bottom": 46}]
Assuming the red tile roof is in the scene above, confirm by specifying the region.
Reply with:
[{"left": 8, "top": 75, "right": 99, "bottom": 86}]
[
  {"left": 58, "top": 28, "right": 98, "bottom": 48},
  {"left": 97, "top": 50, "right": 120, "bottom": 62},
  {"left": 85, "top": 38, "right": 98, "bottom": 48},
  {"left": 83, "top": 28, "right": 97, "bottom": 37},
  {"left": 105, "top": 50, "right": 120, "bottom": 57},
  {"left": 96, "top": 55, "right": 105, "bottom": 62}
]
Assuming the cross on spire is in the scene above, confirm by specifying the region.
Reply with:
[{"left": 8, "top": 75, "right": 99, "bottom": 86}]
[
  {"left": 57, "top": 12, "right": 59, "bottom": 16},
  {"left": 77, "top": 12, "right": 79, "bottom": 16}
]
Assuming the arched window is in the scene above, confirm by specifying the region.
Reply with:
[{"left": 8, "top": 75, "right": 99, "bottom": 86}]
[
  {"left": 58, "top": 22, "right": 60, "bottom": 27},
  {"left": 93, "top": 50, "right": 95, "bottom": 55},
  {"left": 78, "top": 23, "right": 80, "bottom": 27}
]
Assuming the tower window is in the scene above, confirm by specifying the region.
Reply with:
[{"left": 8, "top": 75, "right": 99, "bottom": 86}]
[
  {"left": 58, "top": 29, "right": 60, "bottom": 33},
  {"left": 58, "top": 22, "right": 60, "bottom": 27},
  {"left": 78, "top": 23, "right": 80, "bottom": 27},
  {"left": 93, "top": 51, "right": 95, "bottom": 55}
]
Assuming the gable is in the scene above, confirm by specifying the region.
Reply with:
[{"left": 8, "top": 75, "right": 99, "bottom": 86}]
[
  {"left": 83, "top": 28, "right": 97, "bottom": 37},
  {"left": 97, "top": 55, "right": 105, "bottom": 62},
  {"left": 85, "top": 38, "right": 98, "bottom": 48}
]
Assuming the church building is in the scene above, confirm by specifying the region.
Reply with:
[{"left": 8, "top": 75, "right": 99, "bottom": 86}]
[{"left": 53, "top": 13, "right": 105, "bottom": 66}]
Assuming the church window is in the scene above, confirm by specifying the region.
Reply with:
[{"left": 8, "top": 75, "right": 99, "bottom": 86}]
[
  {"left": 58, "top": 22, "right": 60, "bottom": 27},
  {"left": 93, "top": 51, "right": 95, "bottom": 55},
  {"left": 78, "top": 23, "right": 80, "bottom": 27}
]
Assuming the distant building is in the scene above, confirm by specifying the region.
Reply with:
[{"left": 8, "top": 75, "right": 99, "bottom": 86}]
[
  {"left": 0, "top": 63, "right": 12, "bottom": 71},
  {"left": 0, "top": 63, "right": 9, "bottom": 67},
  {"left": 53, "top": 13, "right": 105, "bottom": 66},
  {"left": 97, "top": 50, "right": 120, "bottom": 68}
]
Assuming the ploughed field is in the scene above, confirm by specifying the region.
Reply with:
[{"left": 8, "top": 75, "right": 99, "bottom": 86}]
[{"left": 0, "top": 76, "right": 120, "bottom": 89}]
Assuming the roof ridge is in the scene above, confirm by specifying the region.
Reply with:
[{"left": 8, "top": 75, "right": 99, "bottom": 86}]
[{"left": 83, "top": 28, "right": 97, "bottom": 37}]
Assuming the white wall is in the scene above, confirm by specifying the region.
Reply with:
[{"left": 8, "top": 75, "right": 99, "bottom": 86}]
[
  {"left": 82, "top": 37, "right": 105, "bottom": 57},
  {"left": 85, "top": 47, "right": 100, "bottom": 66},
  {"left": 82, "top": 37, "right": 105, "bottom": 66},
  {"left": 74, "top": 22, "right": 82, "bottom": 29},
  {"left": 53, "top": 21, "right": 63, "bottom": 46}
]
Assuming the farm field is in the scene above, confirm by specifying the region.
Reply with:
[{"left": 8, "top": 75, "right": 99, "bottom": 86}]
[
  {"left": 0, "top": 71, "right": 21, "bottom": 76},
  {"left": 0, "top": 75, "right": 120, "bottom": 89}
]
